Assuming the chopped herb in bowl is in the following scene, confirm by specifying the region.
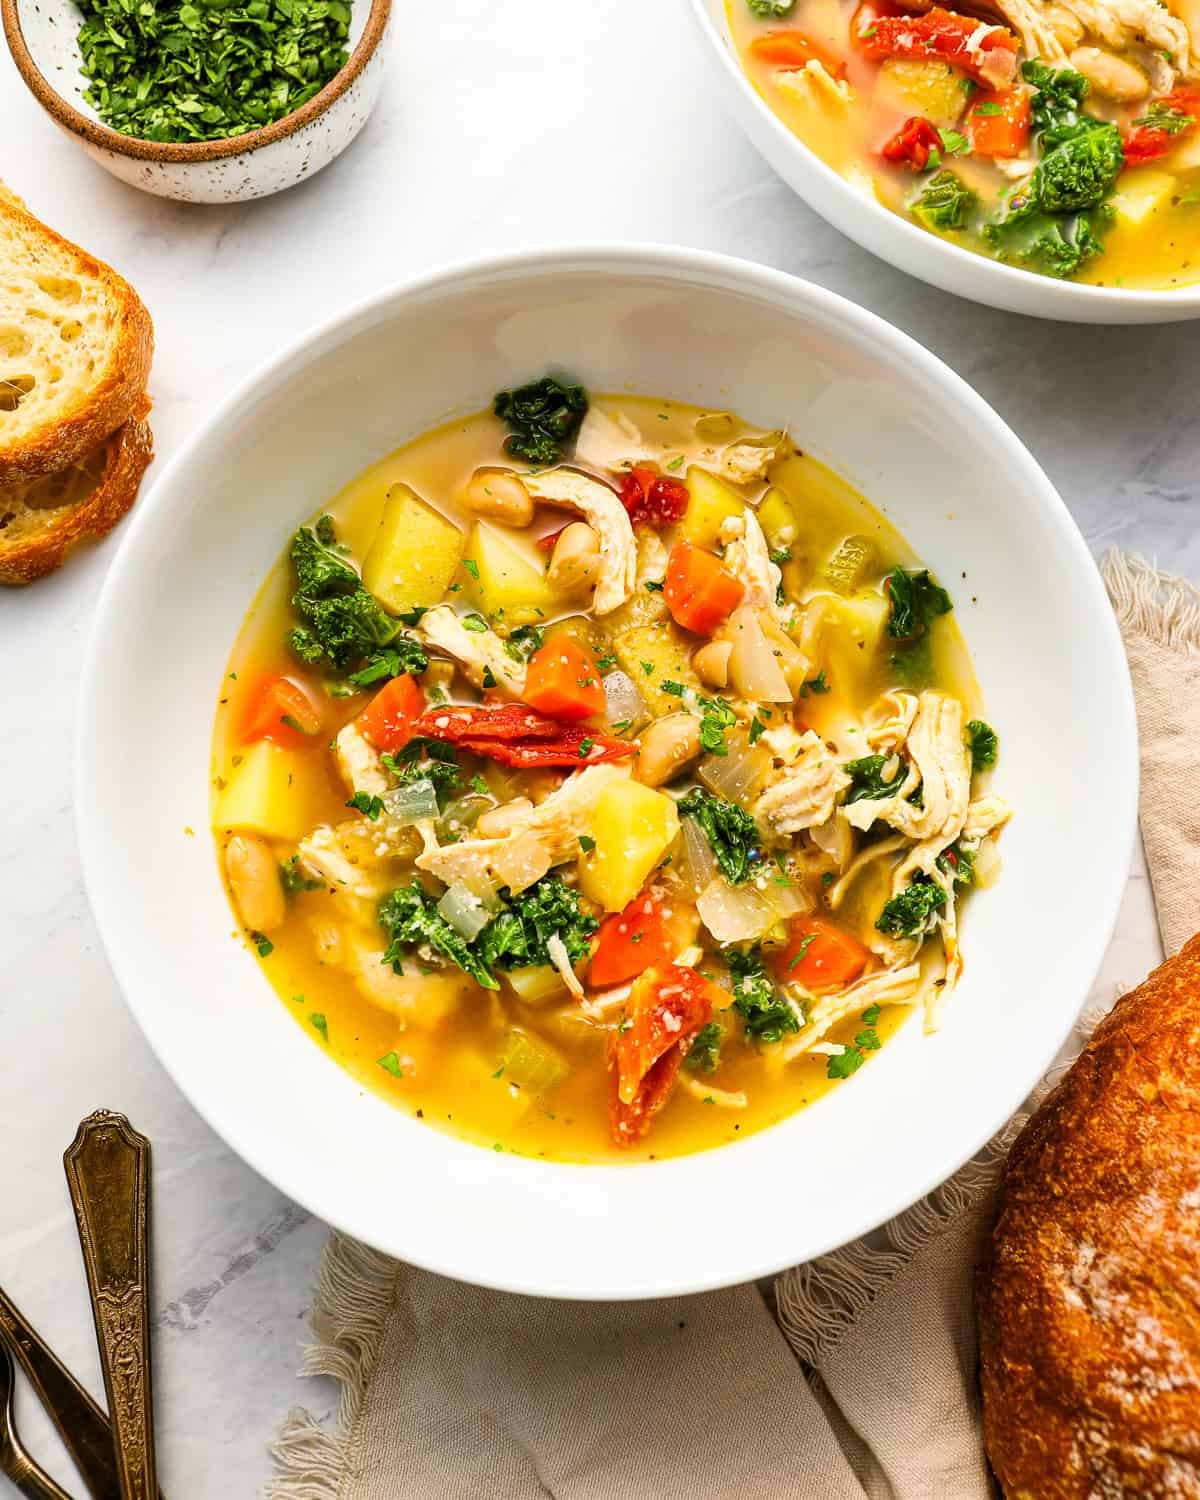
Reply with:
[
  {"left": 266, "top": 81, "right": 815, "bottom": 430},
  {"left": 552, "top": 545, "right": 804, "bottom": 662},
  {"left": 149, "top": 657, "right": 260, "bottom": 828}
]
[{"left": 75, "top": 0, "right": 352, "bottom": 143}]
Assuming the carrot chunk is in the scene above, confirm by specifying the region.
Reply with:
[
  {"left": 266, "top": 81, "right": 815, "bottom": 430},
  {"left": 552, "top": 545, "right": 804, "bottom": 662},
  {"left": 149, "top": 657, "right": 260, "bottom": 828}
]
[
  {"left": 355, "top": 674, "right": 425, "bottom": 752},
  {"left": 523, "top": 639, "right": 606, "bottom": 722},
  {"left": 589, "top": 893, "right": 673, "bottom": 989},
  {"left": 663, "top": 541, "right": 745, "bottom": 636},
  {"left": 242, "top": 675, "right": 322, "bottom": 748},
  {"left": 966, "top": 88, "right": 1032, "bottom": 158},
  {"left": 772, "top": 915, "right": 871, "bottom": 990}
]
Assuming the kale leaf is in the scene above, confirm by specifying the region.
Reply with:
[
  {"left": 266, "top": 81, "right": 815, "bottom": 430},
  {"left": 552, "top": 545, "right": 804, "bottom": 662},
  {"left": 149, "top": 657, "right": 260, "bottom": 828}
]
[
  {"left": 685, "top": 1021, "right": 724, "bottom": 1073},
  {"left": 494, "top": 376, "right": 588, "bottom": 465},
  {"left": 844, "top": 753, "right": 906, "bottom": 804},
  {"left": 476, "top": 876, "right": 599, "bottom": 972},
  {"left": 937, "top": 842, "right": 976, "bottom": 887},
  {"left": 885, "top": 567, "right": 953, "bottom": 640},
  {"left": 983, "top": 62, "right": 1122, "bottom": 278},
  {"left": 875, "top": 874, "right": 947, "bottom": 939},
  {"left": 747, "top": 0, "right": 796, "bottom": 13},
  {"left": 911, "top": 171, "right": 978, "bottom": 232},
  {"left": 729, "top": 947, "right": 800, "bottom": 1043},
  {"left": 379, "top": 881, "right": 498, "bottom": 989},
  {"left": 504, "top": 624, "right": 545, "bottom": 663},
  {"left": 966, "top": 718, "right": 998, "bottom": 771},
  {"left": 287, "top": 518, "right": 427, "bottom": 680},
  {"left": 678, "top": 787, "right": 761, "bottom": 886}
]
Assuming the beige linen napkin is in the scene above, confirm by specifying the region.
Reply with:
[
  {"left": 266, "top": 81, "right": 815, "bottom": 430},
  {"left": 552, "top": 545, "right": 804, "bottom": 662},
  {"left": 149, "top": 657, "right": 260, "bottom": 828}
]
[{"left": 268, "top": 551, "right": 1197, "bottom": 1500}]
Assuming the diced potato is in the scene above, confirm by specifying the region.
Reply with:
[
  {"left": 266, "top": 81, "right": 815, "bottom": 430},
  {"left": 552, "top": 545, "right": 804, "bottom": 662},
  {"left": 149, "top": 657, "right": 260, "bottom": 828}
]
[
  {"left": 680, "top": 468, "right": 745, "bottom": 548},
  {"left": 823, "top": 590, "right": 891, "bottom": 653},
  {"left": 578, "top": 781, "right": 680, "bottom": 912},
  {"left": 876, "top": 58, "right": 968, "bottom": 129},
  {"left": 757, "top": 487, "right": 798, "bottom": 550},
  {"left": 543, "top": 613, "right": 611, "bottom": 659},
  {"left": 613, "top": 620, "right": 702, "bottom": 715},
  {"left": 818, "top": 535, "right": 876, "bottom": 594},
  {"left": 214, "top": 741, "right": 329, "bottom": 840},
  {"left": 362, "top": 484, "right": 464, "bottom": 617},
  {"left": 463, "top": 519, "right": 559, "bottom": 627},
  {"left": 1111, "top": 170, "right": 1177, "bottom": 228}
]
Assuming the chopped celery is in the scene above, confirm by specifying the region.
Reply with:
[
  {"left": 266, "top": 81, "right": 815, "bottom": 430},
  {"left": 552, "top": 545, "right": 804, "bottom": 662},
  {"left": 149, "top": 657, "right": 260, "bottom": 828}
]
[
  {"left": 498, "top": 1027, "right": 569, "bottom": 1096},
  {"left": 819, "top": 536, "right": 874, "bottom": 595},
  {"left": 382, "top": 778, "right": 438, "bottom": 825}
]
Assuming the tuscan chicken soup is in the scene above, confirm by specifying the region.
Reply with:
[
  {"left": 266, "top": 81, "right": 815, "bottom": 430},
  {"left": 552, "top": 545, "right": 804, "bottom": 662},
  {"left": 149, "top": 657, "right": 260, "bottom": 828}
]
[
  {"left": 729, "top": 0, "right": 1200, "bottom": 287},
  {"left": 211, "top": 378, "right": 1009, "bottom": 1163}
]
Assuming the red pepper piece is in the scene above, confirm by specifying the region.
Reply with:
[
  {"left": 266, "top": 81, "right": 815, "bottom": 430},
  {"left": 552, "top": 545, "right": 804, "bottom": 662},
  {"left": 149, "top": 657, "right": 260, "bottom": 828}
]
[
  {"left": 609, "top": 966, "right": 722, "bottom": 1146},
  {"left": 619, "top": 467, "right": 691, "bottom": 528},
  {"left": 881, "top": 116, "right": 943, "bottom": 170},
  {"left": 1123, "top": 88, "right": 1200, "bottom": 166},
  {"left": 854, "top": 4, "right": 1018, "bottom": 87}
]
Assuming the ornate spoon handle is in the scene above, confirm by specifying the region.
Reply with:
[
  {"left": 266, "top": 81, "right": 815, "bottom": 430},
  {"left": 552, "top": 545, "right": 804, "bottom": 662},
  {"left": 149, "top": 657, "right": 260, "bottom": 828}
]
[
  {"left": 0, "top": 1284, "right": 123, "bottom": 1500},
  {"left": 63, "top": 1112, "right": 158, "bottom": 1500}
]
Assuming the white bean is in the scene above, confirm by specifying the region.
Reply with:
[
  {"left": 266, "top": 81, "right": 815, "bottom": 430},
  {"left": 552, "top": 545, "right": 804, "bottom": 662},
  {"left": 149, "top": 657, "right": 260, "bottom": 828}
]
[
  {"left": 692, "top": 639, "right": 733, "bottom": 690},
  {"left": 634, "top": 713, "right": 702, "bottom": 788},
  {"left": 225, "top": 834, "right": 286, "bottom": 935},
  {"left": 546, "top": 522, "right": 601, "bottom": 596},
  {"left": 460, "top": 468, "right": 534, "bottom": 527},
  {"left": 1069, "top": 46, "right": 1149, "bottom": 102}
]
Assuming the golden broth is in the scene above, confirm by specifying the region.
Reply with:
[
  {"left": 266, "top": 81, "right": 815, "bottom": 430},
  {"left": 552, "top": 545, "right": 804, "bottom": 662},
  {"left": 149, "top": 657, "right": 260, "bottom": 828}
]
[
  {"left": 212, "top": 394, "right": 984, "bottom": 1164},
  {"left": 727, "top": 0, "right": 1200, "bottom": 290}
]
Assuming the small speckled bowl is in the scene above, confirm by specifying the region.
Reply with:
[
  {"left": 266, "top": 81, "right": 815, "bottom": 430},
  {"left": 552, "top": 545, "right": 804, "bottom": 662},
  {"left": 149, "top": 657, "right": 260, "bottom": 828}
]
[{"left": 2, "top": 0, "right": 391, "bottom": 203}]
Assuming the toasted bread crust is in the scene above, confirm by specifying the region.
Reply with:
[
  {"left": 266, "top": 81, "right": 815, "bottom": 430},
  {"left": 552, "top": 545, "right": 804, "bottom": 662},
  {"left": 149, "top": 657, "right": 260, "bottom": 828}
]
[
  {"left": 0, "top": 186, "right": 153, "bottom": 481},
  {"left": 978, "top": 933, "right": 1200, "bottom": 1500},
  {"left": 0, "top": 408, "right": 153, "bottom": 585}
]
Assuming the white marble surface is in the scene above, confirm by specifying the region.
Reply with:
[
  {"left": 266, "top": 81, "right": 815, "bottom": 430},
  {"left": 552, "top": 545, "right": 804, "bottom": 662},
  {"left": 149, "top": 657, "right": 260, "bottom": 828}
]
[{"left": 0, "top": 0, "right": 1188, "bottom": 1492}]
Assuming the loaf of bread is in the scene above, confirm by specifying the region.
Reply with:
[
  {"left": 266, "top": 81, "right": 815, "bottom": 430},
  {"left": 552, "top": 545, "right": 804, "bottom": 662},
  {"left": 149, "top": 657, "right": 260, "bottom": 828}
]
[
  {"left": 0, "top": 187, "right": 153, "bottom": 583},
  {"left": 978, "top": 934, "right": 1200, "bottom": 1499}
]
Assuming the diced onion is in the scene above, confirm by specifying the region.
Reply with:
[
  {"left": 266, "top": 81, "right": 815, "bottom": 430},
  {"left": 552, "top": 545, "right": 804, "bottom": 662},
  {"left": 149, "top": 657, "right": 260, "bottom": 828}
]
[
  {"left": 972, "top": 837, "right": 1003, "bottom": 889},
  {"left": 727, "top": 606, "right": 792, "bottom": 703},
  {"left": 603, "top": 670, "right": 648, "bottom": 731},
  {"left": 437, "top": 883, "right": 493, "bottom": 941},
  {"left": 383, "top": 778, "right": 439, "bottom": 826},
  {"left": 680, "top": 815, "right": 719, "bottom": 897},
  {"left": 699, "top": 740, "right": 770, "bottom": 807},
  {"left": 765, "top": 877, "right": 812, "bottom": 922},
  {"left": 697, "top": 877, "right": 776, "bottom": 944},
  {"left": 505, "top": 965, "right": 569, "bottom": 1005}
]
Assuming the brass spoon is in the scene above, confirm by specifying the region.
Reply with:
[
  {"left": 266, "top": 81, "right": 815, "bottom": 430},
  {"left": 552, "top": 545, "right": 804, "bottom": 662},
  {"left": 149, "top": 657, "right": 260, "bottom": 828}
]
[
  {"left": 0, "top": 1339, "right": 74, "bottom": 1500},
  {"left": 0, "top": 1285, "right": 123, "bottom": 1500},
  {"left": 63, "top": 1112, "right": 158, "bottom": 1500}
]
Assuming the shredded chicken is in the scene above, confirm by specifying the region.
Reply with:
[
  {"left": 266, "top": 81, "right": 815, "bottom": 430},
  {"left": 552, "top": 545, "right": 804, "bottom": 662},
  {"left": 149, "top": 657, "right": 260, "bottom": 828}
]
[
  {"left": 679, "top": 1075, "right": 748, "bottom": 1108},
  {"left": 546, "top": 932, "right": 585, "bottom": 1001},
  {"left": 756, "top": 730, "right": 850, "bottom": 836},
  {"left": 573, "top": 406, "right": 788, "bottom": 486},
  {"left": 962, "top": 794, "right": 1014, "bottom": 840},
  {"left": 519, "top": 468, "right": 637, "bottom": 614},
  {"left": 417, "top": 763, "right": 631, "bottom": 893},
  {"left": 844, "top": 691, "right": 970, "bottom": 854},
  {"left": 865, "top": 691, "right": 919, "bottom": 754},
  {"left": 775, "top": 962, "right": 923, "bottom": 1063},
  {"left": 774, "top": 59, "right": 854, "bottom": 107},
  {"left": 719, "top": 511, "right": 782, "bottom": 614},
  {"left": 334, "top": 722, "right": 391, "bottom": 798},
  {"left": 827, "top": 833, "right": 907, "bottom": 910},
  {"left": 1059, "top": 0, "right": 1195, "bottom": 72},
  {"left": 417, "top": 605, "right": 526, "bottom": 696},
  {"left": 298, "top": 821, "right": 407, "bottom": 903}
]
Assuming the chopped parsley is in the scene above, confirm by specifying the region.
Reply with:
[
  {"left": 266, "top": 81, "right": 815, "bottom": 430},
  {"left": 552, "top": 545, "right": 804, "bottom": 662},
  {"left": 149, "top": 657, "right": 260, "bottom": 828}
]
[
  {"left": 462, "top": 614, "right": 489, "bottom": 634},
  {"left": 377, "top": 1051, "right": 404, "bottom": 1077},
  {"left": 966, "top": 719, "right": 998, "bottom": 771},
  {"left": 697, "top": 694, "right": 737, "bottom": 756},
  {"left": 579, "top": 835, "right": 596, "bottom": 852},
  {"left": 251, "top": 931, "right": 274, "bottom": 958},
  {"left": 463, "top": 558, "right": 480, "bottom": 580},
  {"left": 799, "top": 670, "right": 830, "bottom": 698},
  {"left": 685, "top": 1021, "right": 723, "bottom": 1073},
  {"left": 827, "top": 1003, "right": 883, "bottom": 1080},
  {"left": 280, "top": 855, "right": 323, "bottom": 894},
  {"left": 308, "top": 1013, "right": 329, "bottom": 1041},
  {"left": 346, "top": 791, "right": 385, "bottom": 820},
  {"left": 504, "top": 624, "right": 544, "bottom": 662}
]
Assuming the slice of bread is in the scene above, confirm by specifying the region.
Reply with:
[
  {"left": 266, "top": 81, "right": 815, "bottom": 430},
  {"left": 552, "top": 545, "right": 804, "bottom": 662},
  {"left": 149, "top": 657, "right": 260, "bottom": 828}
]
[
  {"left": 0, "top": 405, "right": 153, "bottom": 585},
  {"left": 0, "top": 186, "right": 153, "bottom": 481}
]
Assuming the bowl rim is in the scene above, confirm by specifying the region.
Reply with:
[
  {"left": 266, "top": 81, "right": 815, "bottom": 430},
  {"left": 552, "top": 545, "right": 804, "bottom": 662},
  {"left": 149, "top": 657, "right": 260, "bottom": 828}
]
[
  {"left": 684, "top": 0, "right": 1200, "bottom": 318},
  {"left": 75, "top": 243, "right": 1138, "bottom": 1298},
  {"left": 1, "top": 0, "right": 390, "bottom": 163}
]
